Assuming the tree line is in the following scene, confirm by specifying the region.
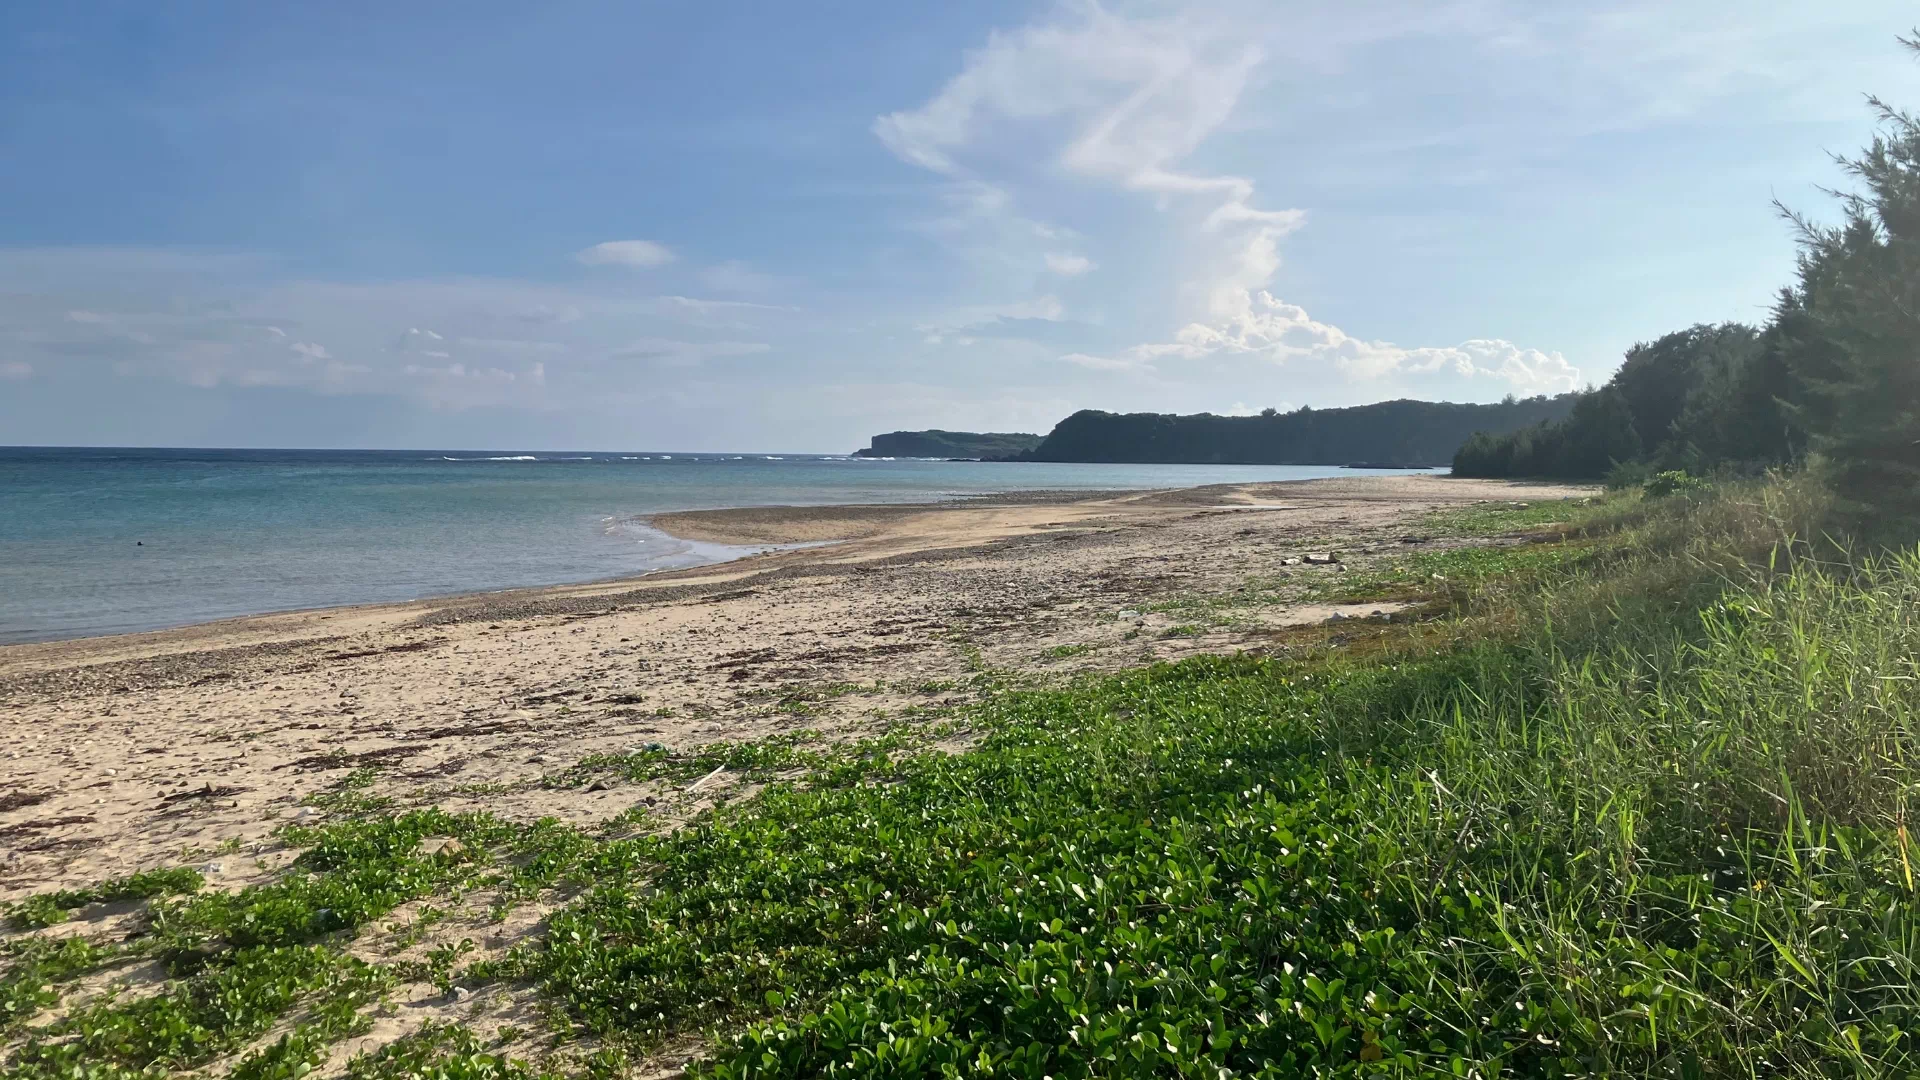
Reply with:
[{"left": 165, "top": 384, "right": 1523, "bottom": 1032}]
[
  {"left": 1456, "top": 35, "right": 1919, "bottom": 525},
  {"left": 1010, "top": 395, "right": 1578, "bottom": 466}
]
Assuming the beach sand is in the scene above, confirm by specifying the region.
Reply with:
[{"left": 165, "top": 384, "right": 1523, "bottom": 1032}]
[{"left": 0, "top": 474, "right": 1589, "bottom": 902}]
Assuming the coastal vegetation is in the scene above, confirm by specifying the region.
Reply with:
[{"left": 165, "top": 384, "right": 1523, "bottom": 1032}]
[
  {"left": 8, "top": 467, "right": 1920, "bottom": 1077},
  {"left": 1008, "top": 396, "right": 1576, "bottom": 466},
  {"left": 1456, "top": 36, "right": 1920, "bottom": 533}
]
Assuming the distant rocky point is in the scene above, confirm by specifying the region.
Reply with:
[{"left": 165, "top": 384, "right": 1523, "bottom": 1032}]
[{"left": 853, "top": 430, "right": 1043, "bottom": 459}]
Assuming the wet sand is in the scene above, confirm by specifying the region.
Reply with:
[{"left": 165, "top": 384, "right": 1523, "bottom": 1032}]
[{"left": 0, "top": 474, "right": 1589, "bottom": 901}]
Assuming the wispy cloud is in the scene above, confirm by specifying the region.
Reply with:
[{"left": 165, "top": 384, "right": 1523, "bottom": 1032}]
[
  {"left": 1059, "top": 351, "right": 1145, "bottom": 373},
  {"left": 0, "top": 249, "right": 796, "bottom": 412},
  {"left": 918, "top": 295, "right": 1066, "bottom": 345},
  {"left": 1044, "top": 252, "right": 1095, "bottom": 276},
  {"left": 611, "top": 339, "right": 772, "bottom": 368},
  {"left": 657, "top": 296, "right": 798, "bottom": 316},
  {"left": 0, "top": 361, "right": 31, "bottom": 380},
  {"left": 575, "top": 239, "right": 675, "bottom": 268}
]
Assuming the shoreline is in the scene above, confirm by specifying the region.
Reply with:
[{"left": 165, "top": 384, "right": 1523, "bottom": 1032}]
[
  {"left": 2, "top": 462, "right": 1449, "bottom": 651},
  {"left": 0, "top": 486, "right": 1143, "bottom": 659},
  {"left": 1, "top": 473, "right": 1592, "bottom": 904}
]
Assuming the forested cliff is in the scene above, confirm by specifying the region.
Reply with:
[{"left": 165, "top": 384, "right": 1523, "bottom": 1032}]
[{"left": 1007, "top": 397, "right": 1578, "bottom": 465}]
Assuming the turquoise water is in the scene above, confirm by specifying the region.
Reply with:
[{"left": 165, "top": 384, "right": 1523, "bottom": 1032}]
[{"left": 0, "top": 448, "right": 1440, "bottom": 644}]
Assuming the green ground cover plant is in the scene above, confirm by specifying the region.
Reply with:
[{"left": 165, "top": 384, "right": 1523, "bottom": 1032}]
[
  {"left": 1325, "top": 542, "right": 1600, "bottom": 605},
  {"left": 4, "top": 868, "right": 206, "bottom": 931},
  {"left": 1417, "top": 496, "right": 1603, "bottom": 538}
]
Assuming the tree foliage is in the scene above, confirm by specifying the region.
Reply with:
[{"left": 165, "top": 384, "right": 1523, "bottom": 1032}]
[
  {"left": 1455, "top": 325, "right": 1760, "bottom": 479},
  {"left": 1017, "top": 396, "right": 1579, "bottom": 466},
  {"left": 1457, "top": 35, "right": 1919, "bottom": 523},
  {"left": 1778, "top": 35, "right": 1920, "bottom": 523}
]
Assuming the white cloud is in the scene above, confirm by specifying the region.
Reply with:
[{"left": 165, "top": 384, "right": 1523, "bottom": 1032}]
[
  {"left": 0, "top": 360, "right": 31, "bottom": 379},
  {"left": 0, "top": 253, "right": 695, "bottom": 411},
  {"left": 882, "top": 2, "right": 1575, "bottom": 396},
  {"left": 396, "top": 358, "right": 546, "bottom": 408},
  {"left": 1059, "top": 351, "right": 1145, "bottom": 373},
  {"left": 1072, "top": 290, "right": 1579, "bottom": 393},
  {"left": 394, "top": 327, "right": 452, "bottom": 358},
  {"left": 575, "top": 239, "right": 675, "bottom": 268},
  {"left": 655, "top": 296, "right": 800, "bottom": 323},
  {"left": 920, "top": 294, "right": 1066, "bottom": 344},
  {"left": 1044, "top": 252, "right": 1095, "bottom": 276}
]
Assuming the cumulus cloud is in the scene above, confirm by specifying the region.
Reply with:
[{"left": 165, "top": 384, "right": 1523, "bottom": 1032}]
[
  {"left": 1044, "top": 252, "right": 1095, "bottom": 276},
  {"left": 881, "top": 2, "right": 1575, "bottom": 396},
  {"left": 575, "top": 239, "right": 675, "bottom": 268},
  {"left": 289, "top": 341, "right": 331, "bottom": 361},
  {"left": 1092, "top": 291, "right": 1580, "bottom": 394}
]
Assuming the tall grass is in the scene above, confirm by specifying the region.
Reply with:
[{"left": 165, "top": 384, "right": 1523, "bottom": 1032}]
[{"left": 1305, "top": 550, "right": 1920, "bottom": 1073}]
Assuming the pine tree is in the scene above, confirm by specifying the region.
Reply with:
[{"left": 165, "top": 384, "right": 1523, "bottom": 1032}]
[{"left": 1781, "top": 34, "right": 1920, "bottom": 527}]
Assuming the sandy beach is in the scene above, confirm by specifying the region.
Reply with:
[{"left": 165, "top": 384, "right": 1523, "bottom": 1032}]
[{"left": 0, "top": 474, "right": 1588, "bottom": 903}]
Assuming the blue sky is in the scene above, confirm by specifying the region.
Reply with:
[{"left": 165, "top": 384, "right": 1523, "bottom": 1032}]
[{"left": 1, "top": 1, "right": 1914, "bottom": 451}]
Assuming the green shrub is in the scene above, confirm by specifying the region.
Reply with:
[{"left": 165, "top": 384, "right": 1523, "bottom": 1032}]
[
  {"left": 1643, "top": 469, "right": 1710, "bottom": 498},
  {"left": 1604, "top": 458, "right": 1656, "bottom": 490}
]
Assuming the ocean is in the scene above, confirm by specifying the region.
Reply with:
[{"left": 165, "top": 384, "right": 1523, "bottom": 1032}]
[{"left": 0, "top": 447, "right": 1442, "bottom": 644}]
